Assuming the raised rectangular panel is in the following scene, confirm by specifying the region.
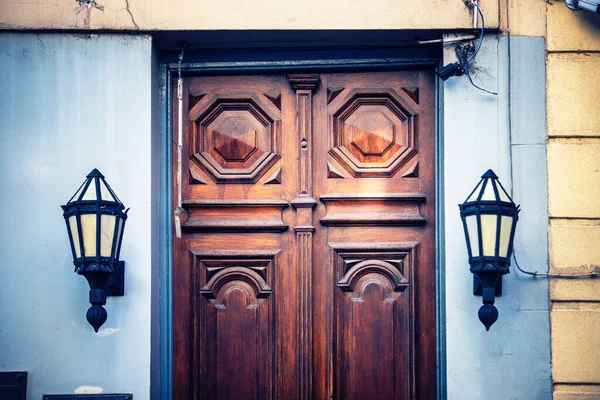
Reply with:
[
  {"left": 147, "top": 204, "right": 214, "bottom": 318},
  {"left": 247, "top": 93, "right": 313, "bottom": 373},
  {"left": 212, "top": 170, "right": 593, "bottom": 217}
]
[
  {"left": 319, "top": 193, "right": 426, "bottom": 226},
  {"left": 181, "top": 199, "right": 289, "bottom": 232},
  {"left": 330, "top": 242, "right": 417, "bottom": 400},
  {"left": 191, "top": 250, "right": 279, "bottom": 399}
]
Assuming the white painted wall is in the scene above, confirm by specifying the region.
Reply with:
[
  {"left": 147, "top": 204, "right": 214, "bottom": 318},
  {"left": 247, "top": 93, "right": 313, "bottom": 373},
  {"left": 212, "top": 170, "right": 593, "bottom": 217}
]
[
  {"left": 443, "top": 35, "right": 552, "bottom": 399},
  {"left": 0, "top": 33, "right": 156, "bottom": 399}
]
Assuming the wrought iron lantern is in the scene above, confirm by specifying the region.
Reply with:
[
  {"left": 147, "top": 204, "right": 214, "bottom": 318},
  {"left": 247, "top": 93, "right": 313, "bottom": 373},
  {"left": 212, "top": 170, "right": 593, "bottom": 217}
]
[
  {"left": 459, "top": 169, "right": 520, "bottom": 331},
  {"left": 61, "top": 169, "right": 128, "bottom": 332}
]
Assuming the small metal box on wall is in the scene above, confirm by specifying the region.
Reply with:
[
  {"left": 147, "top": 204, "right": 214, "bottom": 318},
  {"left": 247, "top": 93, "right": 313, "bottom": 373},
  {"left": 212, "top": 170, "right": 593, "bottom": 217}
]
[
  {"left": 0, "top": 372, "right": 27, "bottom": 400},
  {"left": 43, "top": 395, "right": 132, "bottom": 400}
]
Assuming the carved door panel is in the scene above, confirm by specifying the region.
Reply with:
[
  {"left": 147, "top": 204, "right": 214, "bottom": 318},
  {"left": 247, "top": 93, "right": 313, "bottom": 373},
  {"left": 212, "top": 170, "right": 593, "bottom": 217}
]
[{"left": 173, "top": 71, "right": 436, "bottom": 400}]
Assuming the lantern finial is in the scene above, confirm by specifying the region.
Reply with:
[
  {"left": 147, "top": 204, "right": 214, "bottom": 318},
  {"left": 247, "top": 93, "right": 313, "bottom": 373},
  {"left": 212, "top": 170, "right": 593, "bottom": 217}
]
[
  {"left": 481, "top": 169, "right": 498, "bottom": 179},
  {"left": 86, "top": 168, "right": 104, "bottom": 178},
  {"left": 478, "top": 304, "right": 499, "bottom": 331},
  {"left": 87, "top": 305, "right": 108, "bottom": 333}
]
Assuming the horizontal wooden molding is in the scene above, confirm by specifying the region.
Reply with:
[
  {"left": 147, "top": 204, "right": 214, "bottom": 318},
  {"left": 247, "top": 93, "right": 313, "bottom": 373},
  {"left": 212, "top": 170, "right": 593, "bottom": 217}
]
[
  {"left": 182, "top": 199, "right": 289, "bottom": 207},
  {"left": 191, "top": 249, "right": 281, "bottom": 258},
  {"left": 328, "top": 241, "right": 420, "bottom": 251},
  {"left": 320, "top": 193, "right": 426, "bottom": 201},
  {"left": 291, "top": 196, "right": 318, "bottom": 209},
  {"left": 319, "top": 193, "right": 426, "bottom": 226},
  {"left": 181, "top": 199, "right": 289, "bottom": 232}
]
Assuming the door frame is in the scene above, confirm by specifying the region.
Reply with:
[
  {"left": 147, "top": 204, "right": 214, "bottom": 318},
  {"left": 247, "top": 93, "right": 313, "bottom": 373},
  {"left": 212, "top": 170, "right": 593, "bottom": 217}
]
[{"left": 158, "top": 50, "right": 446, "bottom": 400}]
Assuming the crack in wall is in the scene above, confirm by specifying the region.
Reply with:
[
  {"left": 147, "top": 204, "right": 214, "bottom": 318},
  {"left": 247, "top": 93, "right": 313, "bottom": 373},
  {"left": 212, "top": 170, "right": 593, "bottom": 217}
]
[
  {"left": 124, "top": 0, "right": 139, "bottom": 30},
  {"left": 76, "top": 0, "right": 139, "bottom": 30}
]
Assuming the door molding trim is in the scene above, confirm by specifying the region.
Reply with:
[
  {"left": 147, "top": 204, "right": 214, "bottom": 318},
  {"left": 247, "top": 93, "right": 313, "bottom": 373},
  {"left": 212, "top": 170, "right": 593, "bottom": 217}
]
[
  {"left": 435, "top": 70, "right": 447, "bottom": 400},
  {"left": 158, "top": 53, "right": 445, "bottom": 400}
]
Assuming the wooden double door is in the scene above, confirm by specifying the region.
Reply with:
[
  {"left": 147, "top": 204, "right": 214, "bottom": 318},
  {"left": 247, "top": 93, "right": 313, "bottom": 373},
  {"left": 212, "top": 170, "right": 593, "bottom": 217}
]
[{"left": 173, "top": 70, "right": 436, "bottom": 399}]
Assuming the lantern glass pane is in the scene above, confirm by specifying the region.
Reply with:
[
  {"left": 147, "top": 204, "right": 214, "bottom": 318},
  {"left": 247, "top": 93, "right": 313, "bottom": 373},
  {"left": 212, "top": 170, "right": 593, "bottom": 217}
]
[
  {"left": 499, "top": 215, "right": 514, "bottom": 257},
  {"left": 466, "top": 215, "right": 480, "bottom": 257},
  {"left": 480, "top": 214, "right": 498, "bottom": 256},
  {"left": 68, "top": 181, "right": 87, "bottom": 203},
  {"left": 480, "top": 180, "right": 497, "bottom": 201},
  {"left": 68, "top": 216, "right": 81, "bottom": 258},
  {"left": 99, "top": 180, "right": 116, "bottom": 202},
  {"left": 498, "top": 185, "right": 511, "bottom": 203},
  {"left": 100, "top": 214, "right": 117, "bottom": 257},
  {"left": 115, "top": 217, "right": 124, "bottom": 258},
  {"left": 467, "top": 180, "right": 482, "bottom": 202},
  {"left": 82, "top": 182, "right": 97, "bottom": 201},
  {"left": 80, "top": 214, "right": 97, "bottom": 257}
]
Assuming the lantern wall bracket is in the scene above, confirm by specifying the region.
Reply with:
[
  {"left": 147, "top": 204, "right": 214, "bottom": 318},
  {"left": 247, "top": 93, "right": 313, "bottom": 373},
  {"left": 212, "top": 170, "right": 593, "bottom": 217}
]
[
  {"left": 473, "top": 274, "right": 502, "bottom": 297},
  {"left": 106, "top": 261, "right": 125, "bottom": 297}
]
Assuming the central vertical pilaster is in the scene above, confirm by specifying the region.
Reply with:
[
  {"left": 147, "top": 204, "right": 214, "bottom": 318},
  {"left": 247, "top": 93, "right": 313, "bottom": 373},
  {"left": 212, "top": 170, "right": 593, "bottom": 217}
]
[{"left": 288, "top": 74, "right": 320, "bottom": 400}]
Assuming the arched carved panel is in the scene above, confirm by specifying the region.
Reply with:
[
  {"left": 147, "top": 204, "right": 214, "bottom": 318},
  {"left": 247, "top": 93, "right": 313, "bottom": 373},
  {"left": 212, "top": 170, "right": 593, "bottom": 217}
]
[
  {"left": 351, "top": 273, "right": 398, "bottom": 302},
  {"left": 215, "top": 280, "right": 261, "bottom": 309},
  {"left": 191, "top": 249, "right": 278, "bottom": 399},
  {"left": 330, "top": 242, "right": 417, "bottom": 400},
  {"left": 200, "top": 266, "right": 272, "bottom": 305},
  {"left": 189, "top": 94, "right": 282, "bottom": 183},
  {"left": 328, "top": 88, "right": 418, "bottom": 178},
  {"left": 337, "top": 259, "right": 408, "bottom": 293}
]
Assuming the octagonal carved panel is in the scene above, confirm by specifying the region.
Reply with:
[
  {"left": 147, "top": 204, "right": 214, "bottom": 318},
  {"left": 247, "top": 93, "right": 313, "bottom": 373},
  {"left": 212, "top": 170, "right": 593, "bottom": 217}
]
[
  {"left": 350, "top": 110, "right": 395, "bottom": 157},
  {"left": 212, "top": 117, "right": 257, "bottom": 162},
  {"left": 328, "top": 88, "right": 418, "bottom": 178},
  {"left": 189, "top": 94, "right": 281, "bottom": 183}
]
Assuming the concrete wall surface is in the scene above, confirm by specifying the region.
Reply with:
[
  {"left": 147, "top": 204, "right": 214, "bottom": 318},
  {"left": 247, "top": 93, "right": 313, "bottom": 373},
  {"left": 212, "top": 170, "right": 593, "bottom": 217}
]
[
  {"left": 546, "top": 5, "right": 600, "bottom": 399},
  {"left": 443, "top": 34, "right": 552, "bottom": 400},
  {"left": 0, "top": 33, "right": 156, "bottom": 399}
]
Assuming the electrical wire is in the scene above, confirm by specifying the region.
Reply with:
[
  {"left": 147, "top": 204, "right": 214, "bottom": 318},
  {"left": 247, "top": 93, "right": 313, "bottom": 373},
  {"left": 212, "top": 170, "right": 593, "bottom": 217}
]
[
  {"left": 504, "top": 1, "right": 599, "bottom": 280},
  {"left": 513, "top": 251, "right": 600, "bottom": 278},
  {"left": 464, "top": 3, "right": 498, "bottom": 96}
]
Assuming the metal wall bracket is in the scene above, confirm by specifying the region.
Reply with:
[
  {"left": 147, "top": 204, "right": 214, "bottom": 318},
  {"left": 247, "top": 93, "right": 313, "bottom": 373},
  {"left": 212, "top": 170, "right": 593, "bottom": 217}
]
[
  {"left": 106, "top": 261, "right": 125, "bottom": 296},
  {"left": 473, "top": 274, "right": 502, "bottom": 296}
]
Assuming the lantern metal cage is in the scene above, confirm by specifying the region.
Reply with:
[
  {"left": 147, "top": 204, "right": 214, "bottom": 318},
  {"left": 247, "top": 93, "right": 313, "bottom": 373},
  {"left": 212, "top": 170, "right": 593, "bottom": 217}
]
[
  {"left": 459, "top": 169, "right": 520, "bottom": 330},
  {"left": 61, "top": 168, "right": 128, "bottom": 332}
]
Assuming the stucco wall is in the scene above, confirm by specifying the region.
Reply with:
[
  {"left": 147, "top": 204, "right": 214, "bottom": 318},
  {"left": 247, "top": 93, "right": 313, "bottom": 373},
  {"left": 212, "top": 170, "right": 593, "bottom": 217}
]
[
  {"left": 444, "top": 34, "right": 552, "bottom": 399},
  {"left": 0, "top": 0, "right": 499, "bottom": 30},
  {"left": 546, "top": 5, "right": 600, "bottom": 400},
  {"left": 0, "top": 0, "right": 552, "bottom": 34},
  {"left": 0, "top": 27, "right": 555, "bottom": 400},
  {"left": 0, "top": 33, "right": 157, "bottom": 399}
]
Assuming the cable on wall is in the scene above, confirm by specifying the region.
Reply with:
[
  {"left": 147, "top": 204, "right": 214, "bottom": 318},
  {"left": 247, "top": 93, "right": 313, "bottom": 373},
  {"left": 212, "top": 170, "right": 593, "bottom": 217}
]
[
  {"left": 465, "top": 1, "right": 498, "bottom": 96},
  {"left": 174, "top": 43, "right": 187, "bottom": 239}
]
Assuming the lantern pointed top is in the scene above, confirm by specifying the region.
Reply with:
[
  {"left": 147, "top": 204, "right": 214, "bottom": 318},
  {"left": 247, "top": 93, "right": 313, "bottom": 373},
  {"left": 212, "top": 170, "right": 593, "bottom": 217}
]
[
  {"left": 87, "top": 168, "right": 105, "bottom": 179},
  {"left": 481, "top": 169, "right": 498, "bottom": 179}
]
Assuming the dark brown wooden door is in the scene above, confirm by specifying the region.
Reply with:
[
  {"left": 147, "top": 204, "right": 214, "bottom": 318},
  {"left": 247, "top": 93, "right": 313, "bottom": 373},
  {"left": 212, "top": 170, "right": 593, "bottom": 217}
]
[{"left": 173, "top": 71, "right": 436, "bottom": 400}]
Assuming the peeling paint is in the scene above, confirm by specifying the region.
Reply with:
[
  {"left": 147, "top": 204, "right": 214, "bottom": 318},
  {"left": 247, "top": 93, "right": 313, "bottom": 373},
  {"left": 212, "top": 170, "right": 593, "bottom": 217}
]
[
  {"left": 95, "top": 327, "right": 120, "bottom": 337},
  {"left": 75, "top": 386, "right": 104, "bottom": 394}
]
